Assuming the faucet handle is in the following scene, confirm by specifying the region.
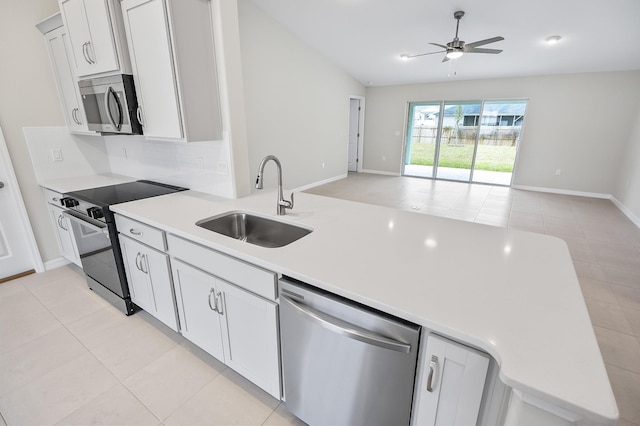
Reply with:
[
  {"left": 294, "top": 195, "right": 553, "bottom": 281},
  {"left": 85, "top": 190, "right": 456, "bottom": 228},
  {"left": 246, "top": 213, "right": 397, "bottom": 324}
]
[{"left": 279, "top": 192, "right": 294, "bottom": 210}]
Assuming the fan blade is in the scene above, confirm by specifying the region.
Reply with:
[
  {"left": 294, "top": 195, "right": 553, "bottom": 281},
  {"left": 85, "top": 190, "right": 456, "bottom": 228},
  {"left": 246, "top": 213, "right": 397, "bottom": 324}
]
[
  {"left": 429, "top": 42, "right": 449, "bottom": 49},
  {"left": 442, "top": 55, "right": 450, "bottom": 63},
  {"left": 464, "top": 47, "right": 503, "bottom": 54},
  {"left": 407, "top": 50, "right": 446, "bottom": 58},
  {"left": 465, "top": 36, "right": 504, "bottom": 48}
]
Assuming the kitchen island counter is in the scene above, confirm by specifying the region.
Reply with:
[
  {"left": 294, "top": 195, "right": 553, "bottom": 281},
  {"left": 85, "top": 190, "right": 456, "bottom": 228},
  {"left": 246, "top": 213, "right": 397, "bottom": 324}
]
[{"left": 111, "top": 189, "right": 618, "bottom": 425}]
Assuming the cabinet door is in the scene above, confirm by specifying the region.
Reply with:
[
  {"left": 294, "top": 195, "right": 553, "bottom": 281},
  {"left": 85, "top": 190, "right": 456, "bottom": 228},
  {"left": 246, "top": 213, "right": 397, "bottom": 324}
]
[
  {"left": 47, "top": 204, "right": 81, "bottom": 267},
  {"left": 60, "top": 0, "right": 119, "bottom": 77},
  {"left": 171, "top": 259, "right": 225, "bottom": 361},
  {"left": 413, "top": 335, "right": 490, "bottom": 426},
  {"left": 121, "top": 236, "right": 178, "bottom": 331},
  {"left": 120, "top": 236, "right": 155, "bottom": 312},
  {"left": 45, "top": 27, "right": 89, "bottom": 133},
  {"left": 121, "top": 0, "right": 183, "bottom": 139},
  {"left": 218, "top": 280, "right": 281, "bottom": 398}
]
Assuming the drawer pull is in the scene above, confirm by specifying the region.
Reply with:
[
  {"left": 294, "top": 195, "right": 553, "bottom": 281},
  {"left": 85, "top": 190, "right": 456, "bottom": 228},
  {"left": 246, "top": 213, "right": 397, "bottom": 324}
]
[{"left": 130, "top": 228, "right": 143, "bottom": 236}]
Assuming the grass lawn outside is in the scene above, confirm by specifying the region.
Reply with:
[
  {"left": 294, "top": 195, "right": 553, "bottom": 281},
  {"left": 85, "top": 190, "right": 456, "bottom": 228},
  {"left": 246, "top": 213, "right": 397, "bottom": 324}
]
[{"left": 409, "top": 143, "right": 516, "bottom": 173}]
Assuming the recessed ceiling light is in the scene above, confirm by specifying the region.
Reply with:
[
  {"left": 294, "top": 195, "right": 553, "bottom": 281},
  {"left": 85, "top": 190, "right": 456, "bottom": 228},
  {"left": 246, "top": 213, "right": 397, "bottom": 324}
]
[
  {"left": 400, "top": 54, "right": 410, "bottom": 61},
  {"left": 545, "top": 35, "right": 561, "bottom": 45}
]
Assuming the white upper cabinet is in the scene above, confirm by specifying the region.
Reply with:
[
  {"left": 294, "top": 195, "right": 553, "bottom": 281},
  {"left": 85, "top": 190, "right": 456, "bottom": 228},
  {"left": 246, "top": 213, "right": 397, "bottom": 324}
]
[
  {"left": 37, "top": 13, "right": 92, "bottom": 134},
  {"left": 120, "top": 0, "right": 222, "bottom": 142},
  {"left": 58, "top": 0, "right": 131, "bottom": 78}
]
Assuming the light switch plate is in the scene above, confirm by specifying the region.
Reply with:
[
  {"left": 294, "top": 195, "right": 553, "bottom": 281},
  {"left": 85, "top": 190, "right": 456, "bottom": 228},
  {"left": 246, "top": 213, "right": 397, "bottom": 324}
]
[{"left": 51, "top": 149, "right": 63, "bottom": 162}]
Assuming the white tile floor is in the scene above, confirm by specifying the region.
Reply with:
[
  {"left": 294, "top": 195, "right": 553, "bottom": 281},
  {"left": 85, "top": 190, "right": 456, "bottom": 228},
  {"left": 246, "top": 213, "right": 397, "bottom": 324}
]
[
  {"left": 0, "top": 266, "right": 305, "bottom": 426},
  {"left": 1, "top": 173, "right": 639, "bottom": 425}
]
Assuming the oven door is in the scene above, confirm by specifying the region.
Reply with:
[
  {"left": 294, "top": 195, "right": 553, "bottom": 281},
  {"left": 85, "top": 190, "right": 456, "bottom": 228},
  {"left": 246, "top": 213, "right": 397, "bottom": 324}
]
[{"left": 62, "top": 210, "right": 123, "bottom": 297}]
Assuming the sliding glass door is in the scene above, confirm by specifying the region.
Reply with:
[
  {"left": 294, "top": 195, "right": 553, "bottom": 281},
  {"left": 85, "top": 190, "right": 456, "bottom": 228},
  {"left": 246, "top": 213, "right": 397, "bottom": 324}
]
[
  {"left": 404, "top": 103, "right": 440, "bottom": 179},
  {"left": 404, "top": 99, "right": 526, "bottom": 186},
  {"left": 434, "top": 101, "right": 481, "bottom": 182}
]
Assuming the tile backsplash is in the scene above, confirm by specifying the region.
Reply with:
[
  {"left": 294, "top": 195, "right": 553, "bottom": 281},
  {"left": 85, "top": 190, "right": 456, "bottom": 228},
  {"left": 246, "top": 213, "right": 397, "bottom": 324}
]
[{"left": 25, "top": 127, "right": 234, "bottom": 197}]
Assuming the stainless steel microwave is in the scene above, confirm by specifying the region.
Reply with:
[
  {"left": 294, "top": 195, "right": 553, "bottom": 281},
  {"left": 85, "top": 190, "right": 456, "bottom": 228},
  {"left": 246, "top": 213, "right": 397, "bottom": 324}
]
[{"left": 78, "top": 74, "right": 142, "bottom": 135}]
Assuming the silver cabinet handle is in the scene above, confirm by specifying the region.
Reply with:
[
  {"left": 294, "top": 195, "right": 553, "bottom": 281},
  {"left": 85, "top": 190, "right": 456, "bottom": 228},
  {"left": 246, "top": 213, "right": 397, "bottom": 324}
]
[
  {"left": 129, "top": 228, "right": 143, "bottom": 236},
  {"left": 215, "top": 291, "right": 224, "bottom": 315},
  {"left": 140, "top": 254, "right": 148, "bottom": 274},
  {"left": 427, "top": 355, "right": 438, "bottom": 392},
  {"left": 71, "top": 108, "right": 81, "bottom": 125},
  {"left": 136, "top": 106, "right": 144, "bottom": 127},
  {"left": 208, "top": 288, "right": 216, "bottom": 312},
  {"left": 135, "top": 252, "right": 142, "bottom": 271},
  {"left": 84, "top": 41, "right": 95, "bottom": 64},
  {"left": 82, "top": 41, "right": 94, "bottom": 64},
  {"left": 57, "top": 214, "right": 67, "bottom": 231},
  {"left": 281, "top": 294, "right": 411, "bottom": 353}
]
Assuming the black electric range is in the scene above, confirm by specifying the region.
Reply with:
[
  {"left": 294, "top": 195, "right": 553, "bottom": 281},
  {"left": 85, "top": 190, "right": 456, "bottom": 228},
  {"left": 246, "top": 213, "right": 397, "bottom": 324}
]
[{"left": 61, "top": 180, "right": 187, "bottom": 314}]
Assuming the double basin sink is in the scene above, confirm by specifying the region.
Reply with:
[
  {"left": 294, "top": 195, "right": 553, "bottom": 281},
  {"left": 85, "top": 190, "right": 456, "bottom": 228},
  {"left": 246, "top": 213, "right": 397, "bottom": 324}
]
[{"left": 196, "top": 211, "right": 312, "bottom": 248}]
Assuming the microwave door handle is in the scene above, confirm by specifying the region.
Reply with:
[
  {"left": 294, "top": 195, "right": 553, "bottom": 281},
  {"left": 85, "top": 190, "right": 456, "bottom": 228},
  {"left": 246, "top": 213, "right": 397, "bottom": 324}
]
[{"left": 104, "top": 86, "right": 123, "bottom": 131}]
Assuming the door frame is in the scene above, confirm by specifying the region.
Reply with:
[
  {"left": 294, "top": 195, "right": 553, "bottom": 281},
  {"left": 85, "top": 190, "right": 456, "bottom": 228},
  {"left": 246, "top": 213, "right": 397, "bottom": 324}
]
[
  {"left": 348, "top": 95, "right": 365, "bottom": 173},
  {"left": 0, "top": 127, "right": 44, "bottom": 274}
]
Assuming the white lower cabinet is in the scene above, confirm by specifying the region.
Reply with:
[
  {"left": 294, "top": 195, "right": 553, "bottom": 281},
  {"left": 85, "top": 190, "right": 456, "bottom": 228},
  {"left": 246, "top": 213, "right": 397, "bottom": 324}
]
[
  {"left": 119, "top": 235, "right": 178, "bottom": 331},
  {"left": 412, "top": 334, "right": 490, "bottom": 426},
  {"left": 168, "top": 235, "right": 281, "bottom": 399},
  {"left": 44, "top": 189, "right": 81, "bottom": 267},
  {"left": 171, "top": 259, "right": 225, "bottom": 361}
]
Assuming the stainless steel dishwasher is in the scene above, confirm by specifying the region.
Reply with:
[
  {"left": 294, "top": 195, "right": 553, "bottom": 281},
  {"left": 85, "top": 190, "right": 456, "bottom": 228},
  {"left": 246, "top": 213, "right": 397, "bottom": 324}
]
[{"left": 279, "top": 277, "right": 421, "bottom": 426}]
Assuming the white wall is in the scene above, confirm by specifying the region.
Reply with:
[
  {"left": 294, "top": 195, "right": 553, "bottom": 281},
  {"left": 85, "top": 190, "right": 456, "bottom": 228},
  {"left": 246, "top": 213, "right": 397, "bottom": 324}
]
[
  {"left": 614, "top": 104, "right": 640, "bottom": 224},
  {"left": 237, "top": 0, "right": 365, "bottom": 191},
  {"left": 0, "top": 0, "right": 67, "bottom": 264},
  {"left": 363, "top": 71, "right": 640, "bottom": 195}
]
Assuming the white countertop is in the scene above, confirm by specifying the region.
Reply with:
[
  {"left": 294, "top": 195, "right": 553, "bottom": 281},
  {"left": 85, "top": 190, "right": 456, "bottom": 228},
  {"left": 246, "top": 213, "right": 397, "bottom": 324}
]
[
  {"left": 39, "top": 173, "right": 136, "bottom": 193},
  {"left": 110, "top": 190, "right": 617, "bottom": 424}
]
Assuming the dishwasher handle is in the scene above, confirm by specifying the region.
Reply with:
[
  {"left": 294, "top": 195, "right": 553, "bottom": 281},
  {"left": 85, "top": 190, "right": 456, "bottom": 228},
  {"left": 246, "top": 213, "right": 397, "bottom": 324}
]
[{"left": 281, "top": 294, "right": 411, "bottom": 353}]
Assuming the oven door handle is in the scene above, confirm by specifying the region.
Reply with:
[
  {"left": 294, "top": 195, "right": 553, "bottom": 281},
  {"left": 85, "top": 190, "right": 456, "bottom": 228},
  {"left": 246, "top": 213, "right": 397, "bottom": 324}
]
[{"left": 62, "top": 210, "right": 108, "bottom": 234}]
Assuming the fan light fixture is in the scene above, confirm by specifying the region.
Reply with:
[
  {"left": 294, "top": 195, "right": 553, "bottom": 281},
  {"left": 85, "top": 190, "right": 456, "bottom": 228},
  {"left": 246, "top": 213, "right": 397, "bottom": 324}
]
[
  {"left": 545, "top": 35, "right": 561, "bottom": 45},
  {"left": 446, "top": 50, "right": 463, "bottom": 59}
]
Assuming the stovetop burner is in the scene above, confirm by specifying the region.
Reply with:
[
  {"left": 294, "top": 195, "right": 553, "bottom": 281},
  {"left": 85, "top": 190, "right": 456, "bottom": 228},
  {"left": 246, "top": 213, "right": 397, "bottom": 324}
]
[{"left": 67, "top": 180, "right": 188, "bottom": 207}]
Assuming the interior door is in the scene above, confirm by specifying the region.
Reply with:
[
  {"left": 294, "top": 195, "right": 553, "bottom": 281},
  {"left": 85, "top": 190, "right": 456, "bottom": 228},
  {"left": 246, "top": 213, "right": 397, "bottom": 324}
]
[
  {"left": 0, "top": 128, "right": 38, "bottom": 280},
  {"left": 348, "top": 99, "right": 360, "bottom": 172}
]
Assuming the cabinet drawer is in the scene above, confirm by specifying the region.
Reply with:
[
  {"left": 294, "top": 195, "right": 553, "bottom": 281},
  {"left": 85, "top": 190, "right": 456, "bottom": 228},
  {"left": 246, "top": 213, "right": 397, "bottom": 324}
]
[
  {"left": 43, "top": 188, "right": 64, "bottom": 206},
  {"left": 115, "top": 214, "right": 166, "bottom": 251},
  {"left": 167, "top": 234, "right": 277, "bottom": 301}
]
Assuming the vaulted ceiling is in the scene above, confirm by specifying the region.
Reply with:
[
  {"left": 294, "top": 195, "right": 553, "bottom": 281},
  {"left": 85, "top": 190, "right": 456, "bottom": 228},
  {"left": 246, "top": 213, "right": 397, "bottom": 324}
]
[{"left": 249, "top": 0, "right": 640, "bottom": 86}]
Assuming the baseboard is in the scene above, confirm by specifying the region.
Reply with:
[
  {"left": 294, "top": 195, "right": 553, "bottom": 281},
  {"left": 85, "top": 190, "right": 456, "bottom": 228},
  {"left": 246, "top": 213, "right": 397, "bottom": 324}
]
[
  {"left": 44, "top": 257, "right": 71, "bottom": 271},
  {"left": 610, "top": 196, "right": 640, "bottom": 229},
  {"left": 360, "top": 169, "right": 402, "bottom": 177},
  {"left": 511, "top": 185, "right": 611, "bottom": 199},
  {"left": 293, "top": 173, "right": 348, "bottom": 192}
]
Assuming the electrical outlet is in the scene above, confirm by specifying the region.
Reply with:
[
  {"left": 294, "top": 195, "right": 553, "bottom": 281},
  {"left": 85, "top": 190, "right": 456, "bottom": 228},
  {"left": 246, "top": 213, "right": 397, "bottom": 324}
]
[
  {"left": 197, "top": 157, "right": 205, "bottom": 171},
  {"left": 322, "top": 162, "right": 325, "bottom": 169},
  {"left": 216, "top": 161, "right": 228, "bottom": 175},
  {"left": 50, "top": 149, "right": 63, "bottom": 162},
  {"left": 555, "top": 169, "right": 562, "bottom": 176}
]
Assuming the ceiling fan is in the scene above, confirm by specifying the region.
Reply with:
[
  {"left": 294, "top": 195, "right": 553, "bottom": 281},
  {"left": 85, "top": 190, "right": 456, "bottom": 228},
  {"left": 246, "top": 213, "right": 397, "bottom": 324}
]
[{"left": 404, "top": 11, "right": 504, "bottom": 62}]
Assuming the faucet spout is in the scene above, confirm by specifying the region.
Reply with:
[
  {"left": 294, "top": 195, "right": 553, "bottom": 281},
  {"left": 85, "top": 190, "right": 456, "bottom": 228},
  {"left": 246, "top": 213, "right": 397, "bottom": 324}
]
[{"left": 255, "top": 155, "right": 294, "bottom": 215}]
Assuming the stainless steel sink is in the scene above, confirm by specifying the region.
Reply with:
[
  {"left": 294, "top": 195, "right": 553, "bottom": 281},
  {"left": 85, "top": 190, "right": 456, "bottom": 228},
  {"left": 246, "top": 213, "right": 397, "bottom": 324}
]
[{"left": 196, "top": 211, "right": 312, "bottom": 248}]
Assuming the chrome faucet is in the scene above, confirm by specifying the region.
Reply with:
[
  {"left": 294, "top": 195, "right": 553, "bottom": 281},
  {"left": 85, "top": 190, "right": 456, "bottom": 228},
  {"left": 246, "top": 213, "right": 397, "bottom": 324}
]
[{"left": 255, "top": 155, "right": 294, "bottom": 215}]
